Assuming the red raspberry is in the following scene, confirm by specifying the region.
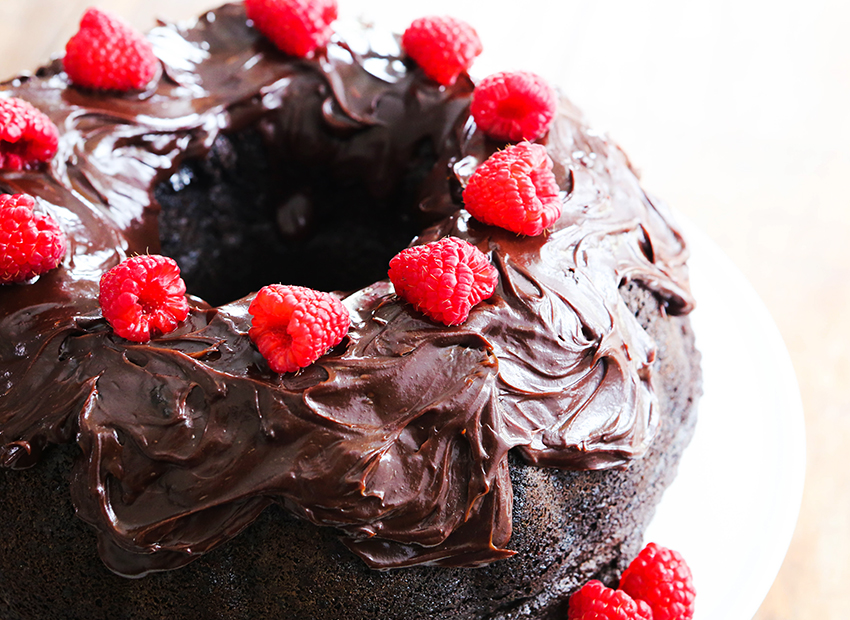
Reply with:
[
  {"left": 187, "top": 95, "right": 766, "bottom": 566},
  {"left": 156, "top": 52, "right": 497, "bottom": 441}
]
[
  {"left": 619, "top": 543, "right": 696, "bottom": 620},
  {"left": 245, "top": 0, "right": 338, "bottom": 58},
  {"left": 388, "top": 236, "right": 498, "bottom": 326},
  {"left": 64, "top": 8, "right": 159, "bottom": 92},
  {"left": 401, "top": 16, "right": 483, "bottom": 86},
  {"left": 99, "top": 255, "right": 190, "bottom": 343},
  {"left": 0, "top": 97, "right": 59, "bottom": 171},
  {"left": 462, "top": 141, "right": 561, "bottom": 236},
  {"left": 568, "top": 580, "right": 654, "bottom": 620},
  {"left": 248, "top": 284, "right": 350, "bottom": 374},
  {"left": 0, "top": 194, "right": 66, "bottom": 284},
  {"left": 471, "top": 70, "right": 557, "bottom": 142}
]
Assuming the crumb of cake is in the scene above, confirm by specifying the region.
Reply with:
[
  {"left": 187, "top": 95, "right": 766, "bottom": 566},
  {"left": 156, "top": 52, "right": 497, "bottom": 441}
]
[
  {"left": 462, "top": 140, "right": 562, "bottom": 236},
  {"left": 471, "top": 70, "right": 557, "bottom": 142},
  {"left": 64, "top": 8, "right": 159, "bottom": 92},
  {"left": 388, "top": 236, "right": 498, "bottom": 326},
  {"left": 401, "top": 15, "right": 482, "bottom": 86},
  {"left": 99, "top": 255, "right": 190, "bottom": 342},
  {"left": 248, "top": 284, "right": 350, "bottom": 373}
]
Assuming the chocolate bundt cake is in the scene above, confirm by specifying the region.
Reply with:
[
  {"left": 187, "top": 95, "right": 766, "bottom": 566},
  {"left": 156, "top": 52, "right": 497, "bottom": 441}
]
[{"left": 0, "top": 3, "right": 700, "bottom": 619}]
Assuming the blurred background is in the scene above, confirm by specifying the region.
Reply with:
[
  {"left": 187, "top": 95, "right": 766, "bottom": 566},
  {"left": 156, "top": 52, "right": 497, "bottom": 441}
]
[{"left": 1, "top": 1, "right": 847, "bottom": 618}]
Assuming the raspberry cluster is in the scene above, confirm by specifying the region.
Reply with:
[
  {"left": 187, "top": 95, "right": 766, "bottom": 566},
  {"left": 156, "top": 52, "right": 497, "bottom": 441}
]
[
  {"left": 43, "top": 5, "right": 566, "bottom": 364},
  {"left": 248, "top": 235, "right": 499, "bottom": 370},
  {"left": 64, "top": 8, "right": 159, "bottom": 92},
  {"left": 568, "top": 543, "right": 696, "bottom": 620},
  {"left": 0, "top": 194, "right": 66, "bottom": 284}
]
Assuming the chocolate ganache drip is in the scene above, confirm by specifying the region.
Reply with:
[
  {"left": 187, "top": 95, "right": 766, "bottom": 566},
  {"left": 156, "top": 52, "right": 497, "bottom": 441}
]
[{"left": 0, "top": 4, "right": 694, "bottom": 576}]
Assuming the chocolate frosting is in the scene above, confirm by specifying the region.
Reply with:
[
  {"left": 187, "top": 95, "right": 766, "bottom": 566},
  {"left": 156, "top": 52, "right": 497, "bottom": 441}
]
[{"left": 0, "top": 3, "right": 694, "bottom": 577}]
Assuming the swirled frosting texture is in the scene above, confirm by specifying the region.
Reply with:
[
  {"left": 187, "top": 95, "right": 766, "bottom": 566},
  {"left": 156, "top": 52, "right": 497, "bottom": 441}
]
[{"left": 0, "top": 3, "right": 694, "bottom": 576}]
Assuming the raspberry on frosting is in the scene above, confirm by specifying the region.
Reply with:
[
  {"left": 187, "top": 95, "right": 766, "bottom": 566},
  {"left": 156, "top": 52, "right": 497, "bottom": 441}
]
[
  {"left": 401, "top": 16, "right": 483, "bottom": 86},
  {"left": 0, "top": 97, "right": 59, "bottom": 171},
  {"left": 0, "top": 194, "right": 66, "bottom": 284},
  {"left": 462, "top": 141, "right": 562, "bottom": 236},
  {"left": 99, "top": 255, "right": 190, "bottom": 343},
  {"left": 568, "top": 580, "right": 654, "bottom": 620},
  {"left": 64, "top": 8, "right": 159, "bottom": 92},
  {"left": 619, "top": 543, "right": 696, "bottom": 620},
  {"left": 248, "top": 284, "right": 350, "bottom": 374},
  {"left": 388, "top": 236, "right": 498, "bottom": 326},
  {"left": 245, "top": 0, "right": 338, "bottom": 58},
  {"left": 470, "top": 70, "right": 557, "bottom": 142}
]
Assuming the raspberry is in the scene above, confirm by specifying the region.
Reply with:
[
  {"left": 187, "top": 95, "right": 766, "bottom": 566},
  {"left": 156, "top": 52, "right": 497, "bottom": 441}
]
[
  {"left": 64, "top": 8, "right": 159, "bottom": 92},
  {"left": 462, "top": 141, "right": 561, "bottom": 236},
  {"left": 0, "top": 194, "right": 66, "bottom": 284},
  {"left": 470, "top": 70, "right": 557, "bottom": 142},
  {"left": 388, "top": 236, "right": 498, "bottom": 326},
  {"left": 619, "top": 543, "right": 696, "bottom": 620},
  {"left": 0, "top": 97, "right": 59, "bottom": 171},
  {"left": 245, "top": 0, "right": 338, "bottom": 58},
  {"left": 401, "top": 16, "right": 483, "bottom": 86},
  {"left": 248, "top": 284, "right": 350, "bottom": 374},
  {"left": 568, "top": 580, "right": 654, "bottom": 620},
  {"left": 99, "top": 255, "right": 190, "bottom": 343}
]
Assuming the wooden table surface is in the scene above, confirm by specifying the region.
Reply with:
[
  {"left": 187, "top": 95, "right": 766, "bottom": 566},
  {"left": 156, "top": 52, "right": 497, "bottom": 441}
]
[{"left": 1, "top": 1, "right": 847, "bottom": 618}]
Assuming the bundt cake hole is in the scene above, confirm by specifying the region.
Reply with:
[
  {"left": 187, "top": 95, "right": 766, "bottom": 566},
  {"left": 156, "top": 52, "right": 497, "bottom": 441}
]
[{"left": 155, "top": 129, "right": 436, "bottom": 307}]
